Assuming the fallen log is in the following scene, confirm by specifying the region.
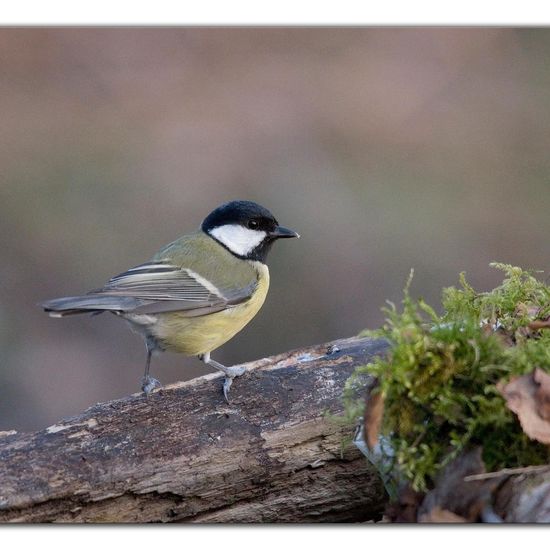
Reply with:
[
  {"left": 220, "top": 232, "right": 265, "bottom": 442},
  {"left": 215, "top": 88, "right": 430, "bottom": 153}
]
[{"left": 0, "top": 336, "right": 389, "bottom": 523}]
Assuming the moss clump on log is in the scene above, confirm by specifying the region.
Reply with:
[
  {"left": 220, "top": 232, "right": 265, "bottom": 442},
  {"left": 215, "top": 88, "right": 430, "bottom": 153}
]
[{"left": 345, "top": 263, "right": 550, "bottom": 492}]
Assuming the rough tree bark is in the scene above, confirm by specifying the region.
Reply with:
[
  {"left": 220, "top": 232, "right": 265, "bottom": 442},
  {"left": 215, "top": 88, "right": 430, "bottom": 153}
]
[
  {"left": 492, "top": 468, "right": 550, "bottom": 522},
  {"left": 0, "top": 336, "right": 389, "bottom": 523}
]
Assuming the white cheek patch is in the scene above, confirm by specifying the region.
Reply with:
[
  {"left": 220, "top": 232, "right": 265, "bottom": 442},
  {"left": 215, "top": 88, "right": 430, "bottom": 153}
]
[{"left": 210, "top": 224, "right": 267, "bottom": 257}]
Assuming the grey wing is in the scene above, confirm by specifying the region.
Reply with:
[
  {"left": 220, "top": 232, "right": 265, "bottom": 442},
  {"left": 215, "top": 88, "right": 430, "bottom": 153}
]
[{"left": 91, "top": 261, "right": 256, "bottom": 316}]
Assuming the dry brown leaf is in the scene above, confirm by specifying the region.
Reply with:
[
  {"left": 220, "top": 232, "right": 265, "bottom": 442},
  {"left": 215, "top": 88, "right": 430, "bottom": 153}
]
[
  {"left": 512, "top": 304, "right": 550, "bottom": 339},
  {"left": 388, "top": 448, "right": 500, "bottom": 523},
  {"left": 363, "top": 380, "right": 384, "bottom": 450},
  {"left": 515, "top": 303, "right": 540, "bottom": 319},
  {"left": 534, "top": 367, "right": 550, "bottom": 421},
  {"left": 418, "top": 447, "right": 495, "bottom": 522},
  {"left": 498, "top": 368, "right": 550, "bottom": 444},
  {"left": 385, "top": 484, "right": 425, "bottom": 523},
  {"left": 419, "top": 506, "right": 467, "bottom": 523},
  {"left": 528, "top": 319, "right": 550, "bottom": 330}
]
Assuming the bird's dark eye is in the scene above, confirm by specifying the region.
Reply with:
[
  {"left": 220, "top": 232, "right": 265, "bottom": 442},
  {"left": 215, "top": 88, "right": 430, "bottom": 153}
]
[{"left": 247, "top": 219, "right": 260, "bottom": 230}]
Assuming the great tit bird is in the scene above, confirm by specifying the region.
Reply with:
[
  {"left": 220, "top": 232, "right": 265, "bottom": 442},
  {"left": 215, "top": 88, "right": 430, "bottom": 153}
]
[{"left": 42, "top": 200, "right": 299, "bottom": 401}]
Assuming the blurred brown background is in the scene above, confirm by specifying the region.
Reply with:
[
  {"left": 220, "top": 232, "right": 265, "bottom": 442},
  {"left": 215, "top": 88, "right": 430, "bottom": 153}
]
[{"left": 1, "top": 28, "right": 550, "bottom": 431}]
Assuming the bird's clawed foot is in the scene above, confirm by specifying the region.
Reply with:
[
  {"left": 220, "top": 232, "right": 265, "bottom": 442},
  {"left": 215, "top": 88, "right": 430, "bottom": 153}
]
[
  {"left": 222, "top": 365, "right": 246, "bottom": 403},
  {"left": 199, "top": 353, "right": 246, "bottom": 402},
  {"left": 141, "top": 375, "right": 162, "bottom": 396}
]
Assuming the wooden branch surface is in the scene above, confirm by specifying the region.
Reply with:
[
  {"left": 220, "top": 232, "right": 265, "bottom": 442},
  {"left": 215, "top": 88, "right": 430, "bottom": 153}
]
[
  {"left": 494, "top": 470, "right": 550, "bottom": 523},
  {"left": 0, "top": 336, "right": 389, "bottom": 523}
]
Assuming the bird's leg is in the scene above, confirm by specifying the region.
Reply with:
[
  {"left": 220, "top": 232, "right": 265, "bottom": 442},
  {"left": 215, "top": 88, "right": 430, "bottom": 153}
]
[
  {"left": 199, "top": 352, "right": 246, "bottom": 402},
  {"left": 141, "top": 338, "right": 162, "bottom": 396}
]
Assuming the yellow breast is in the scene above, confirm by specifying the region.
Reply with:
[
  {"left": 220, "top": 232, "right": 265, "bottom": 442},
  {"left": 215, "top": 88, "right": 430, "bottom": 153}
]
[{"left": 151, "top": 262, "right": 270, "bottom": 356}]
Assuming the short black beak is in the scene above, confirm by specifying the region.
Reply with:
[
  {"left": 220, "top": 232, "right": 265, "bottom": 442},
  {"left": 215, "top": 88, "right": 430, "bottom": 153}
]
[{"left": 270, "top": 226, "right": 300, "bottom": 239}]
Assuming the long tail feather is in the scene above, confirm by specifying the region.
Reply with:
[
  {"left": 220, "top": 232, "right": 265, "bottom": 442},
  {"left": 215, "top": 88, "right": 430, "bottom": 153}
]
[{"left": 42, "top": 295, "right": 142, "bottom": 317}]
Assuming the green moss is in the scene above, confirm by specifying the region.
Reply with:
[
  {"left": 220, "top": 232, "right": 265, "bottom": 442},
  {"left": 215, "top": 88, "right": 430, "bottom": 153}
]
[{"left": 347, "top": 263, "right": 550, "bottom": 492}]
